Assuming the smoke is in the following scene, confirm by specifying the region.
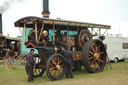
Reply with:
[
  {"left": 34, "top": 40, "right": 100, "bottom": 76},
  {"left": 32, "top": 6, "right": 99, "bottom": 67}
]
[{"left": 0, "top": 0, "right": 25, "bottom": 13}]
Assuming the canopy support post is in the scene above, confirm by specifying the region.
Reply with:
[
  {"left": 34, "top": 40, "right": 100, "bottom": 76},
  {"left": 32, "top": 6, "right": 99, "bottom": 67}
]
[
  {"left": 35, "top": 22, "right": 38, "bottom": 43},
  {"left": 38, "top": 23, "right": 44, "bottom": 42},
  {"left": 67, "top": 28, "right": 70, "bottom": 47},
  {"left": 53, "top": 24, "right": 55, "bottom": 45},
  {"left": 91, "top": 28, "right": 93, "bottom": 35},
  {"left": 24, "top": 23, "right": 26, "bottom": 42},
  {"left": 102, "top": 29, "right": 108, "bottom": 36},
  {"left": 99, "top": 28, "right": 101, "bottom": 36}
]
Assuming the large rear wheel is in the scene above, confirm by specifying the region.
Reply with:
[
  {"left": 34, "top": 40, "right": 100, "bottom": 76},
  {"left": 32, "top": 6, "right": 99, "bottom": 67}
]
[
  {"left": 82, "top": 39, "right": 107, "bottom": 73},
  {"left": 46, "top": 54, "right": 65, "bottom": 81}
]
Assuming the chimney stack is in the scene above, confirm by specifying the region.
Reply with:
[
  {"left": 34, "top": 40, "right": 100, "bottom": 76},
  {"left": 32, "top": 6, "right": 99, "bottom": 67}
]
[
  {"left": 42, "top": 0, "right": 50, "bottom": 18},
  {"left": 0, "top": 14, "right": 2, "bottom": 34}
]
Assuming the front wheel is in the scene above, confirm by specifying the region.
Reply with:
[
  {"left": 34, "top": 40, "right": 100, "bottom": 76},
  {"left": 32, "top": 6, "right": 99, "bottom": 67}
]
[{"left": 46, "top": 54, "right": 65, "bottom": 81}]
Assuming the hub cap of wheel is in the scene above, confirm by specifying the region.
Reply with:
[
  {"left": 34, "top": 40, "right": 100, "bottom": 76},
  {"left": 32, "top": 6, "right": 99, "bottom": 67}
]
[{"left": 56, "top": 65, "right": 61, "bottom": 70}]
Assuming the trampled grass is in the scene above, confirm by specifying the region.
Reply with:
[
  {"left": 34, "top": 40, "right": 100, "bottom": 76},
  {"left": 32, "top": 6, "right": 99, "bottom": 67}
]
[{"left": 0, "top": 62, "right": 128, "bottom": 85}]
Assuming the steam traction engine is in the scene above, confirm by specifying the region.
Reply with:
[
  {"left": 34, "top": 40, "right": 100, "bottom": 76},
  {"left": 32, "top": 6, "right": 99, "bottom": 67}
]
[{"left": 15, "top": 16, "right": 110, "bottom": 80}]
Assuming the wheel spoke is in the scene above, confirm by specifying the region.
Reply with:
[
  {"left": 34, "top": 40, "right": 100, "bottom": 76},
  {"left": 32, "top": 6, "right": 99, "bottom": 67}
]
[
  {"left": 90, "top": 61, "right": 96, "bottom": 70},
  {"left": 88, "top": 54, "right": 92, "bottom": 57},
  {"left": 93, "top": 61, "right": 97, "bottom": 71},
  {"left": 88, "top": 57, "right": 93, "bottom": 60},
  {"left": 50, "top": 70, "right": 55, "bottom": 76},
  {"left": 34, "top": 69, "right": 37, "bottom": 75},
  {"left": 91, "top": 45, "right": 96, "bottom": 53},
  {"left": 88, "top": 61, "right": 91, "bottom": 65},
  {"left": 97, "top": 59, "right": 104, "bottom": 63},
  {"left": 89, "top": 59, "right": 92, "bottom": 65},
  {"left": 58, "top": 57, "right": 59, "bottom": 65},
  {"left": 58, "top": 70, "right": 61, "bottom": 76},
  {"left": 49, "top": 62, "right": 54, "bottom": 67},
  {"left": 94, "top": 65, "right": 97, "bottom": 71},
  {"left": 54, "top": 57, "right": 57, "bottom": 62},
  {"left": 91, "top": 59, "right": 95, "bottom": 65},
  {"left": 52, "top": 59, "right": 57, "bottom": 65},
  {"left": 49, "top": 67, "right": 56, "bottom": 71},
  {"left": 96, "top": 45, "right": 101, "bottom": 52},
  {"left": 97, "top": 53, "right": 104, "bottom": 59},
  {"left": 53, "top": 71, "right": 57, "bottom": 78},
  {"left": 38, "top": 68, "right": 41, "bottom": 73},
  {"left": 60, "top": 65, "right": 64, "bottom": 67},
  {"left": 93, "top": 43, "right": 97, "bottom": 50},
  {"left": 98, "top": 52, "right": 104, "bottom": 55},
  {"left": 60, "top": 68, "right": 63, "bottom": 71},
  {"left": 93, "top": 65, "right": 96, "bottom": 71},
  {"left": 95, "top": 61, "right": 100, "bottom": 70},
  {"left": 58, "top": 60, "right": 63, "bottom": 64},
  {"left": 88, "top": 51, "right": 94, "bottom": 55},
  {"left": 95, "top": 45, "right": 98, "bottom": 52}
]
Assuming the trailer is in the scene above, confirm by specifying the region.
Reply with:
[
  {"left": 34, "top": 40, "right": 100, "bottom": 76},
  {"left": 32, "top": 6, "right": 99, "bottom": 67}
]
[{"left": 103, "top": 35, "right": 128, "bottom": 62}]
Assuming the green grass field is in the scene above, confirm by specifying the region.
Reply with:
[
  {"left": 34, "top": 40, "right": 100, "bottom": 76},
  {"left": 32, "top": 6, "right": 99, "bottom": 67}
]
[{"left": 0, "top": 62, "right": 128, "bottom": 85}]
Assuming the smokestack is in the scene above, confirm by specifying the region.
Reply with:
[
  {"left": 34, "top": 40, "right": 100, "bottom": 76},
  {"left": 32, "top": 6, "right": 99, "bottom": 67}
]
[
  {"left": 42, "top": 0, "right": 50, "bottom": 18},
  {"left": 0, "top": 14, "right": 2, "bottom": 34}
]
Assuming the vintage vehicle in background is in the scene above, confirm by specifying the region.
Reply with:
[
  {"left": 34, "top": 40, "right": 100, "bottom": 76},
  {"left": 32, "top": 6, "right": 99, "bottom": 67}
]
[
  {"left": 15, "top": 16, "right": 110, "bottom": 80},
  {"left": 0, "top": 34, "right": 21, "bottom": 59}
]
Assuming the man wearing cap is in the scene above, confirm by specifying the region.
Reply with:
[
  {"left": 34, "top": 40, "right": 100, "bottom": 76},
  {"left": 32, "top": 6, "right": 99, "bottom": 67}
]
[{"left": 25, "top": 49, "right": 35, "bottom": 82}]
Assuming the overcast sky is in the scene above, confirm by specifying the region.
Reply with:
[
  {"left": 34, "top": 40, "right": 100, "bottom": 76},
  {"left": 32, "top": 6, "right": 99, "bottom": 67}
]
[{"left": 0, "top": 0, "right": 128, "bottom": 37}]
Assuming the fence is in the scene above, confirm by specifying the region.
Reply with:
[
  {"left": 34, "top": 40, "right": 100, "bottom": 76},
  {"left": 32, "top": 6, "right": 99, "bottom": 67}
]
[{"left": 3, "top": 55, "right": 26, "bottom": 69}]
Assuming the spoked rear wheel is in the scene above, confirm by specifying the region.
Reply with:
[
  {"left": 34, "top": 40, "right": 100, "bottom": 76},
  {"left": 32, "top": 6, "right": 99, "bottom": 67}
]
[
  {"left": 46, "top": 54, "right": 65, "bottom": 81},
  {"left": 33, "top": 54, "right": 45, "bottom": 77},
  {"left": 82, "top": 39, "right": 107, "bottom": 73}
]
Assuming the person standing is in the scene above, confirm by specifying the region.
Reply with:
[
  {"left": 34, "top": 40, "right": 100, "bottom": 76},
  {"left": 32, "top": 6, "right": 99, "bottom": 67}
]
[
  {"left": 61, "top": 47, "right": 74, "bottom": 78},
  {"left": 25, "top": 49, "right": 35, "bottom": 82}
]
